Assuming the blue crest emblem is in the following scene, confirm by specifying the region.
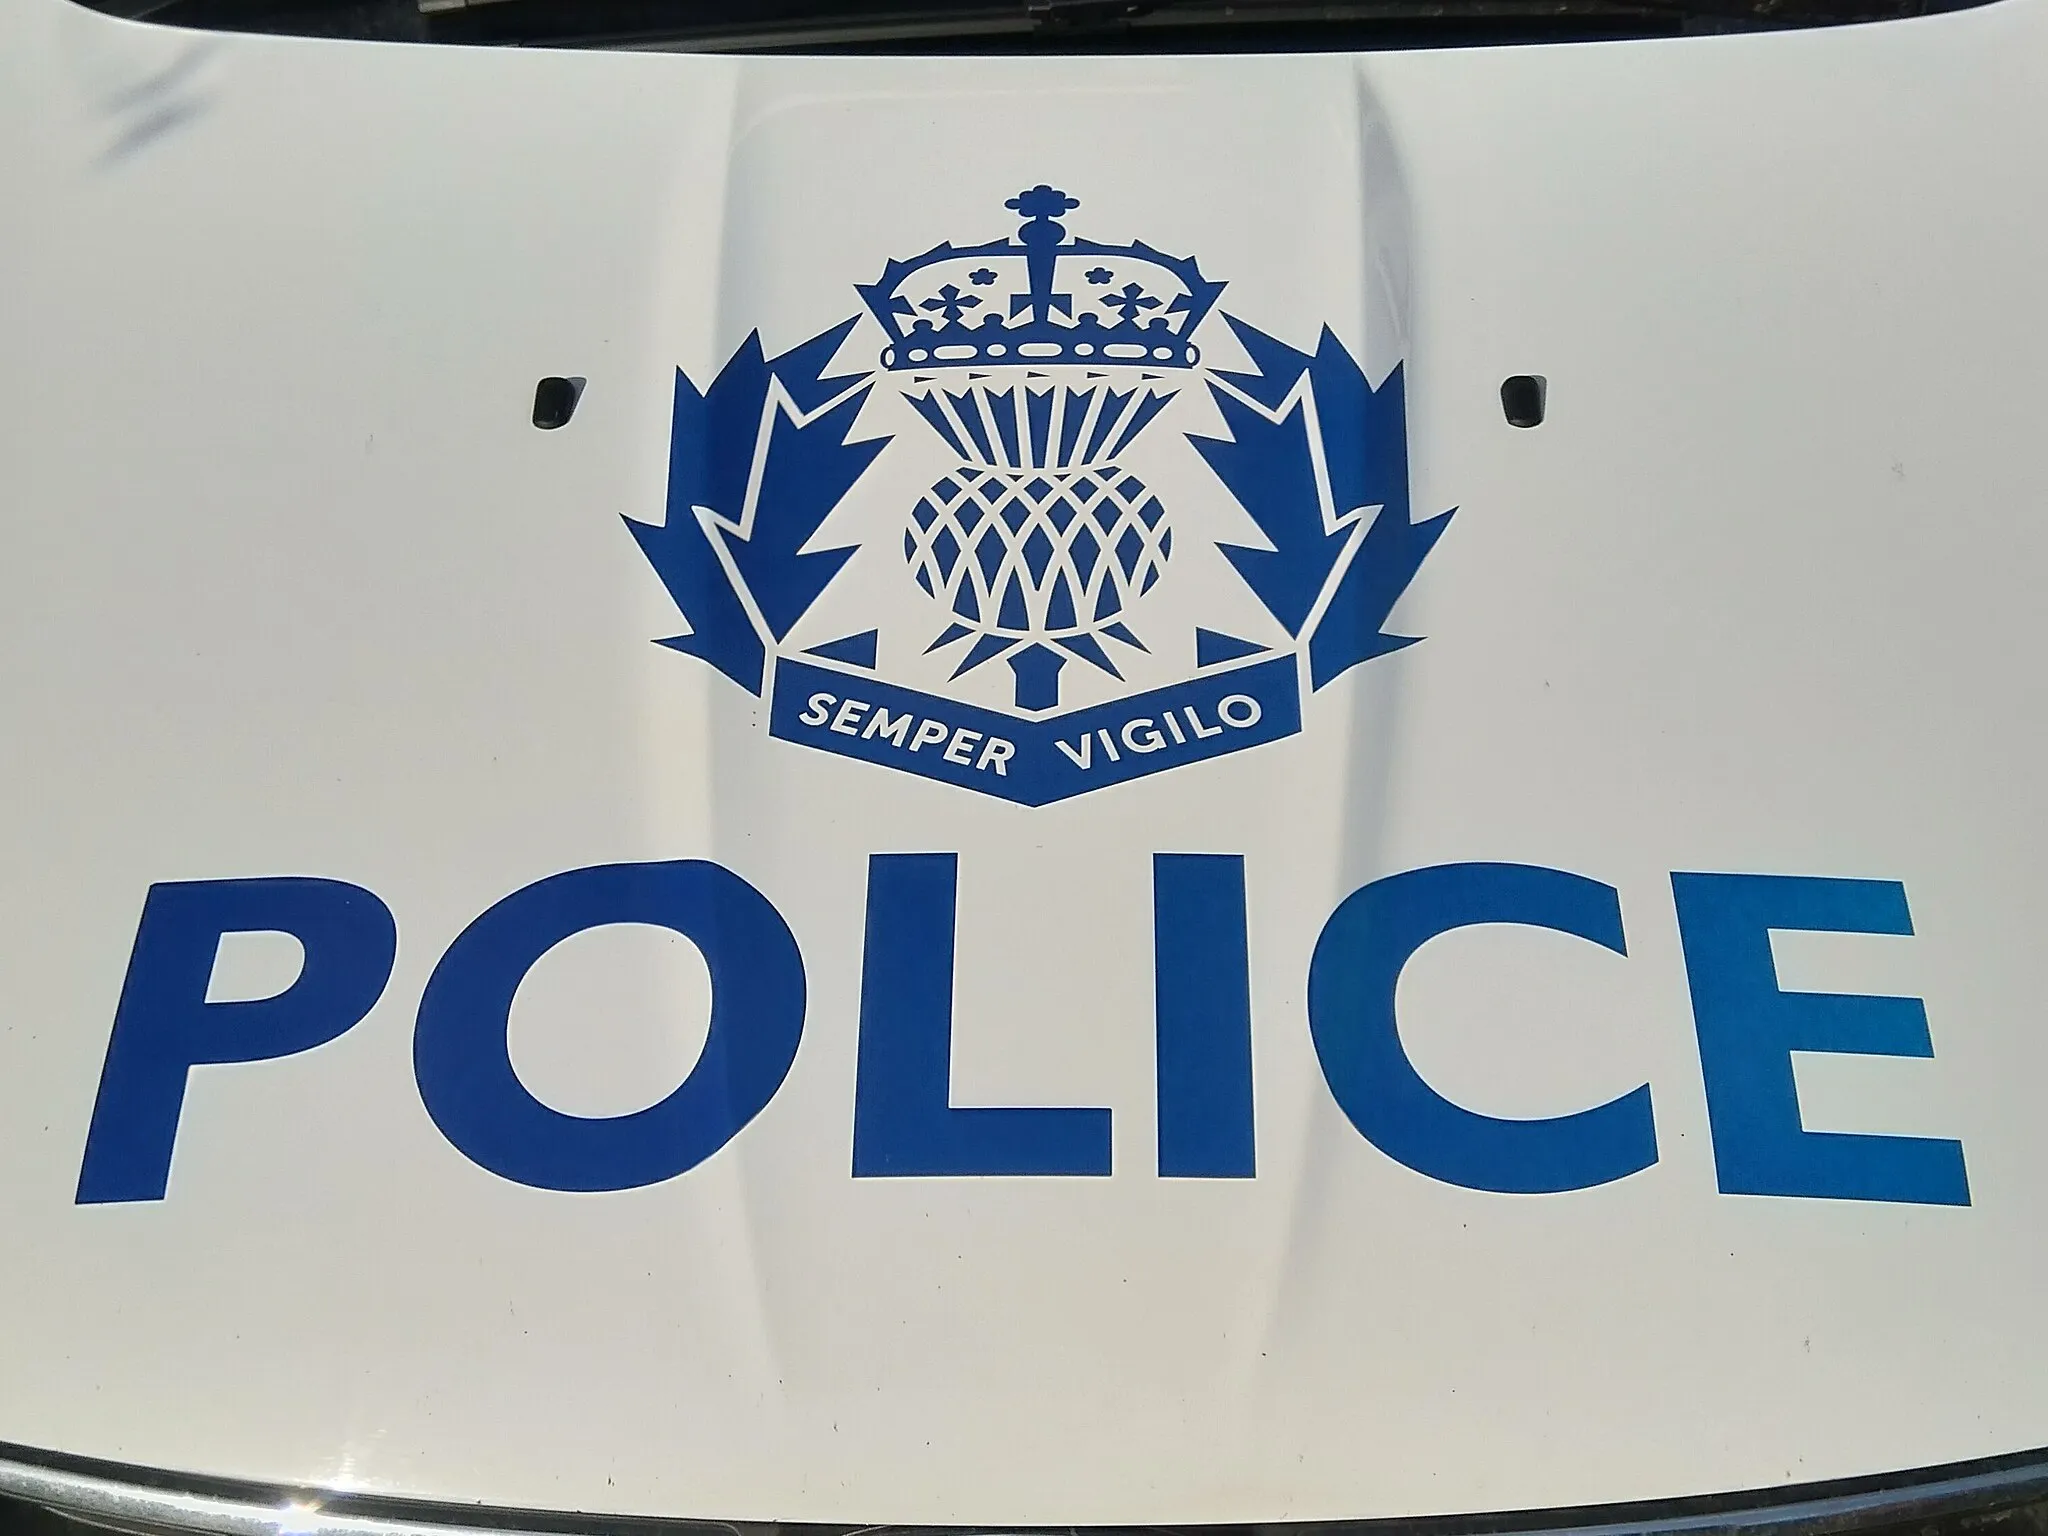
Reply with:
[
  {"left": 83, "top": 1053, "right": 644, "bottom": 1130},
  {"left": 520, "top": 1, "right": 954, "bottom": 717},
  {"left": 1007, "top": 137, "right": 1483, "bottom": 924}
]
[{"left": 626, "top": 185, "right": 1454, "bottom": 805}]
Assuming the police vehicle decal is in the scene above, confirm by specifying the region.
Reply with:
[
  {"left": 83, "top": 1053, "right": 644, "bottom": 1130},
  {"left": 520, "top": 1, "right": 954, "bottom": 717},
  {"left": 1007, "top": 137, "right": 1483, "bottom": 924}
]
[{"left": 626, "top": 185, "right": 1453, "bottom": 804}]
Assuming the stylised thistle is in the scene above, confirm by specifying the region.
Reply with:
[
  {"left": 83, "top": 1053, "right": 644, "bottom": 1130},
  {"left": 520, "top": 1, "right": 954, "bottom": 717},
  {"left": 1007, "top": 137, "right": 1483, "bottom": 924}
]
[{"left": 860, "top": 186, "right": 1225, "bottom": 711}]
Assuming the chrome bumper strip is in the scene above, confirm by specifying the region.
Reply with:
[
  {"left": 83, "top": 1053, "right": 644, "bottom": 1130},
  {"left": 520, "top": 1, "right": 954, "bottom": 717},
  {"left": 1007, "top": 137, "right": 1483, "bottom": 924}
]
[{"left": 2, "top": 1442, "right": 2046, "bottom": 1536}]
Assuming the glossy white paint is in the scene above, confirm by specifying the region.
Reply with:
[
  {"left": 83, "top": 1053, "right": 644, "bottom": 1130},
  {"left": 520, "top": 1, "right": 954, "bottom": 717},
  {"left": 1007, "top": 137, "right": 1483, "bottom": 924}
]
[{"left": 3, "top": 0, "right": 2048, "bottom": 1520}]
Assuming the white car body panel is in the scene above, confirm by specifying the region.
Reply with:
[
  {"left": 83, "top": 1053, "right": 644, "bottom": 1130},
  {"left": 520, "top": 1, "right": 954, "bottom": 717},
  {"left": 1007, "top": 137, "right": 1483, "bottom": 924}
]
[{"left": 2, "top": 0, "right": 2047, "bottom": 1520}]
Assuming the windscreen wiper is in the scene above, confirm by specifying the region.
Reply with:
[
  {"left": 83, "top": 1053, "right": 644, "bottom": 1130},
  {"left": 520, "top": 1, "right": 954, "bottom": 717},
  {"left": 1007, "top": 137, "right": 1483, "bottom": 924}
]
[{"left": 92, "top": 0, "right": 1962, "bottom": 49}]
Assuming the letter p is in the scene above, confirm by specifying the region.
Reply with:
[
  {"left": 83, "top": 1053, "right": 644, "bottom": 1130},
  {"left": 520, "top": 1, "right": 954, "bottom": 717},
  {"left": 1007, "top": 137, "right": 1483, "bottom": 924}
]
[{"left": 76, "top": 878, "right": 397, "bottom": 1205}]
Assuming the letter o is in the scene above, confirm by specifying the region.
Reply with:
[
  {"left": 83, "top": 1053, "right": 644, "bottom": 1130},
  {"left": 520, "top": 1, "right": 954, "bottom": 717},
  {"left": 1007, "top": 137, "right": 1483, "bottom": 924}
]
[
  {"left": 1217, "top": 694, "right": 1261, "bottom": 729},
  {"left": 414, "top": 860, "right": 805, "bottom": 1192}
]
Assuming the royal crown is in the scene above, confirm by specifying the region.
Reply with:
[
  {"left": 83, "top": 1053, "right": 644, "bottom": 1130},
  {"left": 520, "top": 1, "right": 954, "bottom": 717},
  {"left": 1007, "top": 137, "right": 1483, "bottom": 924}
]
[{"left": 857, "top": 185, "right": 1226, "bottom": 373}]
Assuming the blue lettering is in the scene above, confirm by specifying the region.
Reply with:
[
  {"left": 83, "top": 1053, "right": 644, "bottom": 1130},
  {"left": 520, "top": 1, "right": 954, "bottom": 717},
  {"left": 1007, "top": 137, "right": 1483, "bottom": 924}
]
[
  {"left": 1306, "top": 862, "right": 1657, "bottom": 1193},
  {"left": 75, "top": 857, "right": 1970, "bottom": 1207},
  {"left": 1671, "top": 872, "right": 1968, "bottom": 1206},
  {"left": 852, "top": 853, "right": 1112, "bottom": 1176},
  {"left": 76, "top": 877, "right": 397, "bottom": 1205},
  {"left": 1154, "top": 854, "right": 1255, "bottom": 1178},
  {"left": 412, "top": 860, "right": 805, "bottom": 1192}
]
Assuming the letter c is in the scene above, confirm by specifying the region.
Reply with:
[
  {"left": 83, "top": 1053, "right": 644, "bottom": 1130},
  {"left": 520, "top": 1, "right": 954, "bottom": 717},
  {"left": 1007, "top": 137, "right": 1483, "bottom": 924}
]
[
  {"left": 414, "top": 860, "right": 805, "bottom": 1192},
  {"left": 1307, "top": 862, "right": 1656, "bottom": 1193}
]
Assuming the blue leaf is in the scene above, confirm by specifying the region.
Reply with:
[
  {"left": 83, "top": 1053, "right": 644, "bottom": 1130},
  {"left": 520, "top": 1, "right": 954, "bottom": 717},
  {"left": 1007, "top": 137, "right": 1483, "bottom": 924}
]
[
  {"left": 767, "top": 316, "right": 871, "bottom": 415},
  {"left": 627, "top": 322, "right": 890, "bottom": 692},
  {"left": 1192, "top": 383, "right": 1352, "bottom": 637},
  {"left": 804, "top": 630, "right": 880, "bottom": 669},
  {"left": 1310, "top": 335, "right": 1410, "bottom": 530},
  {"left": 1308, "top": 504, "right": 1455, "bottom": 690},
  {"left": 622, "top": 359, "right": 773, "bottom": 694},
  {"left": 728, "top": 377, "right": 886, "bottom": 640},
  {"left": 625, "top": 506, "right": 765, "bottom": 694},
  {"left": 1191, "top": 317, "right": 1453, "bottom": 685},
  {"left": 1209, "top": 317, "right": 1317, "bottom": 411},
  {"left": 1195, "top": 628, "right": 1268, "bottom": 667},
  {"left": 674, "top": 335, "right": 772, "bottom": 525}
]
